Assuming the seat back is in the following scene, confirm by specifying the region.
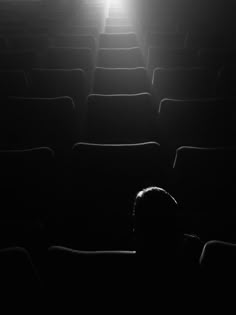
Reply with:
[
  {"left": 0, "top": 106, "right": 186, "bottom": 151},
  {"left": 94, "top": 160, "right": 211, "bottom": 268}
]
[
  {"left": 52, "top": 35, "right": 96, "bottom": 52},
  {"left": 96, "top": 47, "right": 145, "bottom": 68},
  {"left": 44, "top": 48, "right": 94, "bottom": 72},
  {"left": 99, "top": 33, "right": 138, "bottom": 48},
  {"left": 93, "top": 67, "right": 150, "bottom": 94},
  {"left": 0, "top": 70, "right": 29, "bottom": 96},
  {"left": 0, "top": 96, "right": 79, "bottom": 150},
  {"left": 84, "top": 93, "right": 158, "bottom": 143},
  {"left": 29, "top": 68, "right": 88, "bottom": 107},
  {"left": 159, "top": 98, "right": 234, "bottom": 150},
  {"left": 152, "top": 67, "right": 218, "bottom": 102},
  {"left": 0, "top": 147, "right": 55, "bottom": 219}
]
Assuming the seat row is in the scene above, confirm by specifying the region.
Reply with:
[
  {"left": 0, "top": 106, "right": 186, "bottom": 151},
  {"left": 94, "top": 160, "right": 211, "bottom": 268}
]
[
  {"left": 0, "top": 95, "right": 234, "bottom": 150},
  {"left": 0, "top": 65, "right": 233, "bottom": 104},
  {"left": 3, "top": 243, "right": 234, "bottom": 309}
]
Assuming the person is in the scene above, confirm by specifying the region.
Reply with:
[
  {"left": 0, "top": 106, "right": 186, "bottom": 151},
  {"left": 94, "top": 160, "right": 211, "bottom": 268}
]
[{"left": 133, "top": 186, "right": 203, "bottom": 276}]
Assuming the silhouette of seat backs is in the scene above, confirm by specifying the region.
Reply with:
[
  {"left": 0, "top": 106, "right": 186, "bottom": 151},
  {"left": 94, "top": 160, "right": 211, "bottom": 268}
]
[
  {"left": 84, "top": 93, "right": 157, "bottom": 143},
  {"left": 173, "top": 146, "right": 236, "bottom": 238},
  {"left": 200, "top": 240, "right": 236, "bottom": 278},
  {"left": 106, "top": 17, "right": 131, "bottom": 26},
  {"left": 147, "top": 48, "right": 199, "bottom": 72},
  {"left": 29, "top": 68, "right": 88, "bottom": 107},
  {"left": 93, "top": 67, "right": 150, "bottom": 94},
  {"left": 7, "top": 35, "right": 49, "bottom": 51},
  {"left": 198, "top": 49, "right": 236, "bottom": 69},
  {"left": 47, "top": 246, "right": 136, "bottom": 305},
  {"left": 0, "top": 147, "right": 54, "bottom": 220},
  {"left": 44, "top": 47, "right": 94, "bottom": 72},
  {"left": 186, "top": 32, "right": 234, "bottom": 50},
  {"left": 105, "top": 25, "right": 134, "bottom": 34},
  {"left": 60, "top": 26, "right": 99, "bottom": 37},
  {"left": 0, "top": 247, "right": 41, "bottom": 306},
  {"left": 96, "top": 47, "right": 145, "bottom": 68},
  {"left": 52, "top": 35, "right": 96, "bottom": 52},
  {"left": 99, "top": 33, "right": 138, "bottom": 48},
  {"left": 0, "top": 97, "right": 79, "bottom": 150},
  {"left": 0, "top": 70, "right": 29, "bottom": 97},
  {"left": 152, "top": 67, "right": 218, "bottom": 103},
  {"left": 159, "top": 98, "right": 234, "bottom": 151},
  {"left": 145, "top": 32, "right": 186, "bottom": 50},
  {"left": 0, "top": 51, "right": 36, "bottom": 70}
]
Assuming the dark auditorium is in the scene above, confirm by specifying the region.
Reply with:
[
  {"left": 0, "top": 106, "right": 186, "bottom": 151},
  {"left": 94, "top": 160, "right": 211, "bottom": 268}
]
[{"left": 0, "top": 0, "right": 235, "bottom": 309}]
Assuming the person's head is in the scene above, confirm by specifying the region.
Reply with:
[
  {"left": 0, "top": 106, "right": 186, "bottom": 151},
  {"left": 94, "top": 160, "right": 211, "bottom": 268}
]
[{"left": 133, "top": 187, "right": 181, "bottom": 250}]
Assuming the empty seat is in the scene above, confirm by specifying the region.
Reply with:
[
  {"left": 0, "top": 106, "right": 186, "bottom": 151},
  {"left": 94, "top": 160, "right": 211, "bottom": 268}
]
[
  {"left": 56, "top": 26, "right": 99, "bottom": 38},
  {"left": 47, "top": 246, "right": 136, "bottom": 304},
  {"left": 198, "top": 49, "right": 236, "bottom": 69},
  {"left": 145, "top": 32, "right": 186, "bottom": 50},
  {"left": 142, "top": 17, "right": 177, "bottom": 34},
  {"left": 152, "top": 67, "right": 218, "bottom": 103},
  {"left": 52, "top": 35, "right": 96, "bottom": 52},
  {"left": 0, "top": 247, "right": 41, "bottom": 307},
  {"left": 93, "top": 67, "right": 150, "bottom": 94},
  {"left": 159, "top": 98, "right": 234, "bottom": 152},
  {"left": 200, "top": 240, "right": 236, "bottom": 276},
  {"left": 0, "top": 147, "right": 55, "bottom": 221},
  {"left": 0, "top": 97, "right": 79, "bottom": 150},
  {"left": 105, "top": 25, "right": 134, "bottom": 34},
  {"left": 96, "top": 47, "right": 145, "bottom": 68},
  {"left": 173, "top": 146, "right": 236, "bottom": 239},
  {"left": 29, "top": 68, "right": 88, "bottom": 107},
  {"left": 44, "top": 47, "right": 94, "bottom": 72},
  {"left": 186, "top": 32, "right": 234, "bottom": 51},
  {"left": 106, "top": 17, "right": 130, "bottom": 26},
  {"left": 84, "top": 93, "right": 158, "bottom": 143},
  {"left": 0, "top": 51, "right": 36, "bottom": 70},
  {"left": 99, "top": 33, "right": 138, "bottom": 48},
  {"left": 109, "top": 7, "right": 128, "bottom": 18},
  {"left": 7, "top": 35, "right": 49, "bottom": 51},
  {"left": 147, "top": 48, "right": 199, "bottom": 72},
  {"left": 0, "top": 70, "right": 29, "bottom": 97}
]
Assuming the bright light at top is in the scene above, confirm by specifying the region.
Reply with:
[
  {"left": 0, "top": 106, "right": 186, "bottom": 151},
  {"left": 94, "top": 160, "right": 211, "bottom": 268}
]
[{"left": 108, "top": 0, "right": 124, "bottom": 9}]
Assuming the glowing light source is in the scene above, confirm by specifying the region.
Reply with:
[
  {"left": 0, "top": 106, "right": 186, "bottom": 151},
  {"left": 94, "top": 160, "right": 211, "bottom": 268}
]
[{"left": 108, "top": 0, "right": 123, "bottom": 9}]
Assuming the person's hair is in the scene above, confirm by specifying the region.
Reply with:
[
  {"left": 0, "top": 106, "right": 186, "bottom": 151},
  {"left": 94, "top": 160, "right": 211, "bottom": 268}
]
[{"left": 133, "top": 186, "right": 178, "bottom": 217}]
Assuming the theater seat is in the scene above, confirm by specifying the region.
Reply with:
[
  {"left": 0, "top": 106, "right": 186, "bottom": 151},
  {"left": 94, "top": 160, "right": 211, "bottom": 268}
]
[
  {"left": 84, "top": 93, "right": 158, "bottom": 143},
  {"left": 105, "top": 25, "right": 134, "bottom": 34},
  {"left": 47, "top": 246, "right": 136, "bottom": 305},
  {"left": 99, "top": 33, "right": 138, "bottom": 48},
  {"left": 44, "top": 48, "right": 94, "bottom": 73},
  {"left": 96, "top": 47, "right": 145, "bottom": 68},
  {"left": 93, "top": 67, "right": 150, "bottom": 94},
  {"left": 0, "top": 247, "right": 42, "bottom": 308},
  {"left": 173, "top": 146, "right": 236, "bottom": 239},
  {"left": 152, "top": 67, "right": 218, "bottom": 104},
  {"left": 158, "top": 98, "right": 234, "bottom": 153},
  {"left": 0, "top": 97, "right": 79, "bottom": 151},
  {"left": 29, "top": 68, "right": 88, "bottom": 108},
  {"left": 0, "top": 51, "right": 36, "bottom": 71},
  {"left": 0, "top": 70, "right": 29, "bottom": 97},
  {"left": 52, "top": 35, "right": 96, "bottom": 53},
  {"left": 7, "top": 35, "right": 49, "bottom": 51},
  {"left": 147, "top": 48, "right": 199, "bottom": 73}
]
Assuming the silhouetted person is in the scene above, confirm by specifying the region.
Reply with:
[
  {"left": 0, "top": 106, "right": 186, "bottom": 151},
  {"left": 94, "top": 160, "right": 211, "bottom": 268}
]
[{"left": 133, "top": 187, "right": 203, "bottom": 278}]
